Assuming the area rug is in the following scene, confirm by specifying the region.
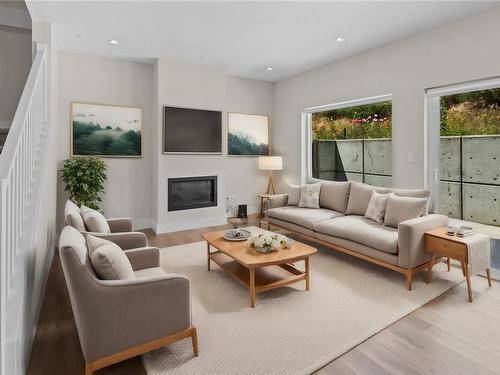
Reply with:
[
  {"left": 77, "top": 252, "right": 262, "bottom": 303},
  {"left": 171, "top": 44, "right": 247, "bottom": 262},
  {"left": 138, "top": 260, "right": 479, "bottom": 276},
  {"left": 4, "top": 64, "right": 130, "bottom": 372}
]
[{"left": 142, "top": 240, "right": 463, "bottom": 375}]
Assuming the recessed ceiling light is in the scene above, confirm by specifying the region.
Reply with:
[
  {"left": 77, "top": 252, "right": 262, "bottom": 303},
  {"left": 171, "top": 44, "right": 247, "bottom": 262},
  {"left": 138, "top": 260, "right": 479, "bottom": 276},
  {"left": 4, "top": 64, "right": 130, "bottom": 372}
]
[
  {"left": 108, "top": 39, "right": 119, "bottom": 45},
  {"left": 335, "top": 36, "right": 345, "bottom": 43},
  {"left": 266, "top": 67, "right": 273, "bottom": 71}
]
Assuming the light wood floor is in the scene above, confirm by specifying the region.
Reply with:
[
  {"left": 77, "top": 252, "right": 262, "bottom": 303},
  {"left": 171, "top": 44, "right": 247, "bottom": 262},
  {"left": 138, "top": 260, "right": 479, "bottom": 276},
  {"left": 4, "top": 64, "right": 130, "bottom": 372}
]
[{"left": 27, "top": 219, "right": 500, "bottom": 375}]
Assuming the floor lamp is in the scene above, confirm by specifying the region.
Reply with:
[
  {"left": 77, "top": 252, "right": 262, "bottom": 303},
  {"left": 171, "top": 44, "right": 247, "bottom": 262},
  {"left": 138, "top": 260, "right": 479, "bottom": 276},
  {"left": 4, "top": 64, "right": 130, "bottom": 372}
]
[{"left": 258, "top": 156, "right": 282, "bottom": 195}]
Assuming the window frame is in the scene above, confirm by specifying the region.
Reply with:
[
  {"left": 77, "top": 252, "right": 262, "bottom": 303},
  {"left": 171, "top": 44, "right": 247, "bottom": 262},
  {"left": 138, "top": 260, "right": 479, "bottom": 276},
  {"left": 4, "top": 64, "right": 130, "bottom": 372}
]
[
  {"left": 302, "top": 94, "right": 393, "bottom": 183},
  {"left": 425, "top": 76, "right": 500, "bottom": 212}
]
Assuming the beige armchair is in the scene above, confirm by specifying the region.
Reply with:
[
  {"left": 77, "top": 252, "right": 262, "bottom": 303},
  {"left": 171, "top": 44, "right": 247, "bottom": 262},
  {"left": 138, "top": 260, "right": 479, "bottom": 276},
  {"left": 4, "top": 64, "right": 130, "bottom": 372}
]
[
  {"left": 64, "top": 199, "right": 148, "bottom": 250},
  {"left": 58, "top": 226, "right": 198, "bottom": 375}
]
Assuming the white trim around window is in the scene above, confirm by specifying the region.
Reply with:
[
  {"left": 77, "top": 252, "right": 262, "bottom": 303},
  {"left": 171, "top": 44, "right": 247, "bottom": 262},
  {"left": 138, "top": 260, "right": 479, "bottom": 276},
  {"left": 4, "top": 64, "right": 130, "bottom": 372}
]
[
  {"left": 302, "top": 94, "right": 392, "bottom": 182},
  {"left": 303, "top": 94, "right": 392, "bottom": 114},
  {"left": 426, "top": 75, "right": 500, "bottom": 98}
]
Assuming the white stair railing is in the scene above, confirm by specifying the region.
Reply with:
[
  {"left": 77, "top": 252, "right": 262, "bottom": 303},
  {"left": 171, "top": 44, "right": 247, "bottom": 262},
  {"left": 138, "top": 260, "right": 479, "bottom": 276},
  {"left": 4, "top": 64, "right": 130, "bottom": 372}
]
[{"left": 0, "top": 43, "right": 49, "bottom": 374}]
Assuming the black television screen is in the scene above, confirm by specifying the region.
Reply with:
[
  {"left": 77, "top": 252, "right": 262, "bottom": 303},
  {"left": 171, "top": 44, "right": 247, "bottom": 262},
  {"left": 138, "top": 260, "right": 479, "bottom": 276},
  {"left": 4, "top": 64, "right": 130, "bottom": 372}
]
[{"left": 163, "top": 106, "right": 222, "bottom": 153}]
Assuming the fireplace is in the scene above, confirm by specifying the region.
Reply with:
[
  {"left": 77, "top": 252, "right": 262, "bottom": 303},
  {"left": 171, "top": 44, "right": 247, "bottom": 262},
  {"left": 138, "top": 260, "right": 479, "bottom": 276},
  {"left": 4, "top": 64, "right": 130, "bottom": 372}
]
[{"left": 168, "top": 176, "right": 218, "bottom": 211}]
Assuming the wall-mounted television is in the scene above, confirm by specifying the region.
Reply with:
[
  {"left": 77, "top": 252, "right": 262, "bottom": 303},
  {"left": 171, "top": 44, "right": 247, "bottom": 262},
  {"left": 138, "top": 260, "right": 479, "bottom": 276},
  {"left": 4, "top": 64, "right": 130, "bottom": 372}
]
[{"left": 163, "top": 106, "right": 222, "bottom": 154}]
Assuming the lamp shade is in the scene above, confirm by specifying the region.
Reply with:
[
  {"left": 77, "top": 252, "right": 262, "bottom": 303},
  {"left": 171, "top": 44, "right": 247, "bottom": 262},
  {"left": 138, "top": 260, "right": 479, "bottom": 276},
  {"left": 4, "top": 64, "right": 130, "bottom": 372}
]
[{"left": 258, "top": 156, "right": 282, "bottom": 171}]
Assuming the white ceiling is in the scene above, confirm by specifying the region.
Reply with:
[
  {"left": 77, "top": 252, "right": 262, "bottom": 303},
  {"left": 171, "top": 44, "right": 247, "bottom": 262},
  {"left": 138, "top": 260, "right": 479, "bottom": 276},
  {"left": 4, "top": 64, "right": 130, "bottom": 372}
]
[{"left": 26, "top": 1, "right": 498, "bottom": 82}]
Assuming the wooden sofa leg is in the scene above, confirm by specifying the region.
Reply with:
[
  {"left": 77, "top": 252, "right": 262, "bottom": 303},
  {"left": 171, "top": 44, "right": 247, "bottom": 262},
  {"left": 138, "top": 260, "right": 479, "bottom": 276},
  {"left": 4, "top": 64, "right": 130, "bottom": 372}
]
[
  {"left": 191, "top": 326, "right": 199, "bottom": 357},
  {"left": 406, "top": 271, "right": 413, "bottom": 291}
]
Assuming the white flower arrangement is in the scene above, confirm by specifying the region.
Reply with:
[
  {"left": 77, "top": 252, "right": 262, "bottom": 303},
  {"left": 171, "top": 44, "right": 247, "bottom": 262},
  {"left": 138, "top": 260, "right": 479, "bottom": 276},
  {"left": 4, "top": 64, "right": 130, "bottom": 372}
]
[{"left": 246, "top": 233, "right": 292, "bottom": 253}]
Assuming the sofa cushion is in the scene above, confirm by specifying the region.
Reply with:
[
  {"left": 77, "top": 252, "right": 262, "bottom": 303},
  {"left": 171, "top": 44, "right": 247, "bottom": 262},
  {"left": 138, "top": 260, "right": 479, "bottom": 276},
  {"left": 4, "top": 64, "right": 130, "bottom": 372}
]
[
  {"left": 390, "top": 188, "right": 431, "bottom": 215},
  {"left": 86, "top": 235, "right": 135, "bottom": 280},
  {"left": 318, "top": 180, "right": 351, "bottom": 214},
  {"left": 298, "top": 183, "right": 321, "bottom": 209},
  {"left": 267, "top": 217, "right": 315, "bottom": 237},
  {"left": 346, "top": 182, "right": 388, "bottom": 216},
  {"left": 286, "top": 183, "right": 301, "bottom": 206},
  {"left": 266, "top": 206, "right": 343, "bottom": 230},
  {"left": 65, "top": 200, "right": 86, "bottom": 232},
  {"left": 307, "top": 177, "right": 351, "bottom": 213},
  {"left": 314, "top": 215, "right": 398, "bottom": 254},
  {"left": 384, "top": 195, "right": 428, "bottom": 228},
  {"left": 81, "top": 205, "right": 111, "bottom": 233}
]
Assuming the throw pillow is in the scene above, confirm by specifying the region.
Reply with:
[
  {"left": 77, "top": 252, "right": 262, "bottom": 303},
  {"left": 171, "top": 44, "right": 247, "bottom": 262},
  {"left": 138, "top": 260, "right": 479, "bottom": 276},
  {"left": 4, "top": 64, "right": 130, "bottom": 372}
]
[
  {"left": 81, "top": 205, "right": 111, "bottom": 233},
  {"left": 65, "top": 199, "right": 86, "bottom": 231},
  {"left": 286, "top": 183, "right": 301, "bottom": 206},
  {"left": 346, "top": 182, "right": 388, "bottom": 216},
  {"left": 364, "top": 191, "right": 393, "bottom": 224},
  {"left": 298, "top": 183, "right": 322, "bottom": 209},
  {"left": 384, "top": 195, "right": 429, "bottom": 228},
  {"left": 86, "top": 235, "right": 135, "bottom": 280}
]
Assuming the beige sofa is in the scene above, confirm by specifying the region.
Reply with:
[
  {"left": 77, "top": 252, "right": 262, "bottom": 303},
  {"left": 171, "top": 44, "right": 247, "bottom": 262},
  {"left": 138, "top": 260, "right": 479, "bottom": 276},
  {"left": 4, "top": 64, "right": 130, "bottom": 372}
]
[{"left": 265, "top": 180, "right": 448, "bottom": 290}]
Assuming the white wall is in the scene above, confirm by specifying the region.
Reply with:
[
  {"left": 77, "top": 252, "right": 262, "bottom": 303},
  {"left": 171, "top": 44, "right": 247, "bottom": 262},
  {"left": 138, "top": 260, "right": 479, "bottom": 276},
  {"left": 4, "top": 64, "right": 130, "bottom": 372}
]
[
  {"left": 57, "top": 52, "right": 154, "bottom": 229},
  {"left": 0, "top": 27, "right": 32, "bottom": 126},
  {"left": 57, "top": 54, "right": 273, "bottom": 233},
  {"left": 153, "top": 59, "right": 274, "bottom": 233},
  {"left": 273, "top": 7, "right": 500, "bottom": 191}
]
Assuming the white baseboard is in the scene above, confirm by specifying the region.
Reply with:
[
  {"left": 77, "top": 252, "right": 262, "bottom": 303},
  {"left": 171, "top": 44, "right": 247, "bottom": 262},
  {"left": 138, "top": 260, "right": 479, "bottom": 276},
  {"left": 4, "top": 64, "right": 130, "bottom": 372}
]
[
  {"left": 133, "top": 218, "right": 155, "bottom": 231},
  {"left": 155, "top": 215, "right": 229, "bottom": 234}
]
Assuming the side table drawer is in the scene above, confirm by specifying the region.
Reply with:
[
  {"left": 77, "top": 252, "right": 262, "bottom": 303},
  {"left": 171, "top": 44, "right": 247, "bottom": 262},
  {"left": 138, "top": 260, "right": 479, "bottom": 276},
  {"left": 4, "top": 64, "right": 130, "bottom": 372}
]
[{"left": 425, "top": 235, "right": 467, "bottom": 262}]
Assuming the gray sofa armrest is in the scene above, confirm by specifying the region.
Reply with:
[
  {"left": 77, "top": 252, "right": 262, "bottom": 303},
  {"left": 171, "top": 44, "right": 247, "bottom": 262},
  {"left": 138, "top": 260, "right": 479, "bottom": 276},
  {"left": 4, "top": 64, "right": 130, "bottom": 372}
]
[
  {"left": 397, "top": 214, "right": 448, "bottom": 269},
  {"left": 267, "top": 194, "right": 288, "bottom": 210},
  {"left": 107, "top": 218, "right": 133, "bottom": 233},
  {"left": 80, "top": 274, "right": 191, "bottom": 362},
  {"left": 81, "top": 231, "right": 148, "bottom": 250},
  {"left": 124, "top": 247, "right": 160, "bottom": 271}
]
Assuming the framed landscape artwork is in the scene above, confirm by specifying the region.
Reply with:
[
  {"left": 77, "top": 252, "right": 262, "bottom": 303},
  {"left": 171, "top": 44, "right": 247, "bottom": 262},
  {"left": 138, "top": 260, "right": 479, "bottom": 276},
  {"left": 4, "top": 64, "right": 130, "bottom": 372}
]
[
  {"left": 71, "top": 102, "right": 142, "bottom": 157},
  {"left": 227, "top": 112, "right": 269, "bottom": 156}
]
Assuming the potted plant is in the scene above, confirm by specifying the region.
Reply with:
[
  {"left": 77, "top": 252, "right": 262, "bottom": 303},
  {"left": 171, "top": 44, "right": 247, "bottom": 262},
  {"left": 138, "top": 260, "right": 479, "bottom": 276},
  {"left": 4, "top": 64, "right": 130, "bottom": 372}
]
[{"left": 60, "top": 157, "right": 107, "bottom": 210}]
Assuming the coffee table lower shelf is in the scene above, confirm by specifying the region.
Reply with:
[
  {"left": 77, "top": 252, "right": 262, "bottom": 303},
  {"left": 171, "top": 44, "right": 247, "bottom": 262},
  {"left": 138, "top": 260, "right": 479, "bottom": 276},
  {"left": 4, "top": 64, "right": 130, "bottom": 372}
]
[{"left": 208, "top": 251, "right": 308, "bottom": 307}]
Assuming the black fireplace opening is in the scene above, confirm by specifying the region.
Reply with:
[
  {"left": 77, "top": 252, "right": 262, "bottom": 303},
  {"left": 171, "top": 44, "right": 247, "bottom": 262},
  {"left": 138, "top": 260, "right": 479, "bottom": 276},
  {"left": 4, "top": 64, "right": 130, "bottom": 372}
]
[{"left": 168, "top": 176, "right": 217, "bottom": 212}]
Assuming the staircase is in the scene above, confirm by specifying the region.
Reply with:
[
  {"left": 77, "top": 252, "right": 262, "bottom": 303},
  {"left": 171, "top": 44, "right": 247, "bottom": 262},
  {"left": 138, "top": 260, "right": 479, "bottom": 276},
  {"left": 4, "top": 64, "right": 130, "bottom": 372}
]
[
  {"left": 0, "top": 128, "right": 7, "bottom": 153},
  {"left": 0, "top": 43, "right": 51, "bottom": 375}
]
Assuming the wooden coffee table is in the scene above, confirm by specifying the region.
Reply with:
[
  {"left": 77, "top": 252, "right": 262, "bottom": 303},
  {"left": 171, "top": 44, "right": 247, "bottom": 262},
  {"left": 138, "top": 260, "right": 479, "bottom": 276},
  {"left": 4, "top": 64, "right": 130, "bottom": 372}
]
[{"left": 202, "top": 227, "right": 317, "bottom": 307}]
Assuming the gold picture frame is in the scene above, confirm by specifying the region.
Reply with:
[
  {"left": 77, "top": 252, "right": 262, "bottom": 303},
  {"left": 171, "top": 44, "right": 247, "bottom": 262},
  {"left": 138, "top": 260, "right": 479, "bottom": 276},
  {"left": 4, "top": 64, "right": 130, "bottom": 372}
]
[{"left": 70, "top": 101, "right": 143, "bottom": 158}]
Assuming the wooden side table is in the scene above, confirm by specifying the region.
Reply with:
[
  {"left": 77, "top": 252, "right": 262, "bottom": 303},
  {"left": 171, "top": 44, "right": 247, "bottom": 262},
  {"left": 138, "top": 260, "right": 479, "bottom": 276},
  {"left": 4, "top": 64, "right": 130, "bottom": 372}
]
[
  {"left": 258, "top": 194, "right": 274, "bottom": 218},
  {"left": 424, "top": 227, "right": 492, "bottom": 302}
]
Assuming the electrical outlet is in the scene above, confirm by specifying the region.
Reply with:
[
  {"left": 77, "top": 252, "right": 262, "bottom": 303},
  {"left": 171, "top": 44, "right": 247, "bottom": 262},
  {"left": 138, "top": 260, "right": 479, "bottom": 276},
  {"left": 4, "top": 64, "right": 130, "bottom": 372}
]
[{"left": 407, "top": 152, "right": 415, "bottom": 163}]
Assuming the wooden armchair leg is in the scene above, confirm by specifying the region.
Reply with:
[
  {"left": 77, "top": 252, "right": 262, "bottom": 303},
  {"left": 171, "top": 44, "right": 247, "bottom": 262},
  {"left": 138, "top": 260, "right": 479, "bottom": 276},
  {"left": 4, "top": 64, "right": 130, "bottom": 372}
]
[
  {"left": 191, "top": 326, "right": 199, "bottom": 357},
  {"left": 83, "top": 326, "right": 198, "bottom": 374}
]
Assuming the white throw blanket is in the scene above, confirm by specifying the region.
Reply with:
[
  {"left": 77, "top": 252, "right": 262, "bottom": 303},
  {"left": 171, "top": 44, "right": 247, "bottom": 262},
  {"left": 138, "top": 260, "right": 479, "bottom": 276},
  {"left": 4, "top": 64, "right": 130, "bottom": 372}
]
[{"left": 462, "top": 234, "right": 491, "bottom": 274}]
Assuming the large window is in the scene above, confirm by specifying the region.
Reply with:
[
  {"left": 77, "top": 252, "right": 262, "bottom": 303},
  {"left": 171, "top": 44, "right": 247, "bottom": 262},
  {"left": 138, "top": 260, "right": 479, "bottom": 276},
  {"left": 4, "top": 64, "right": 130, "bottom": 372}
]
[
  {"left": 438, "top": 87, "right": 500, "bottom": 226},
  {"left": 308, "top": 97, "right": 392, "bottom": 187},
  {"left": 427, "top": 81, "right": 500, "bottom": 278}
]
